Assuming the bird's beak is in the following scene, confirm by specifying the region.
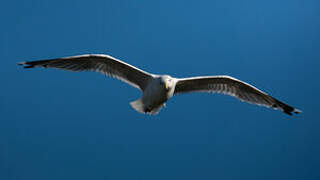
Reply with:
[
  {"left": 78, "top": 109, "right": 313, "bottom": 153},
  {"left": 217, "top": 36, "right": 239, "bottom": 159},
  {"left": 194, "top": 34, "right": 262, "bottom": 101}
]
[{"left": 165, "top": 83, "right": 169, "bottom": 90}]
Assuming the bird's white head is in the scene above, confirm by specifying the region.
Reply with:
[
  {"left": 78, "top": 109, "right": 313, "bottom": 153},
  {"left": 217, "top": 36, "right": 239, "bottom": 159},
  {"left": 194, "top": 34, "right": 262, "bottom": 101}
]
[{"left": 159, "top": 75, "right": 175, "bottom": 91}]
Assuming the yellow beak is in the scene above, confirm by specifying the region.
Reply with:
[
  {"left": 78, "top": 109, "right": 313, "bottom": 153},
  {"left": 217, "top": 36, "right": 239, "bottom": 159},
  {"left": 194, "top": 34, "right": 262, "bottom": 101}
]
[{"left": 165, "top": 83, "right": 169, "bottom": 90}]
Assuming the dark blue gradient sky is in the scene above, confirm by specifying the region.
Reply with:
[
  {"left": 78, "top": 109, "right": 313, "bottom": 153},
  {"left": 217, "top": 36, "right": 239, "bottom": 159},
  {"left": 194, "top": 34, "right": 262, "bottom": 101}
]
[{"left": 1, "top": 0, "right": 320, "bottom": 179}]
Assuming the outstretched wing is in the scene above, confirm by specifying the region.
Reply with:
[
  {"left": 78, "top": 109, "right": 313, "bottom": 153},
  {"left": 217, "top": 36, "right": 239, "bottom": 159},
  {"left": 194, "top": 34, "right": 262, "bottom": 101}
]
[
  {"left": 174, "top": 75, "right": 301, "bottom": 115},
  {"left": 19, "top": 54, "right": 153, "bottom": 90}
]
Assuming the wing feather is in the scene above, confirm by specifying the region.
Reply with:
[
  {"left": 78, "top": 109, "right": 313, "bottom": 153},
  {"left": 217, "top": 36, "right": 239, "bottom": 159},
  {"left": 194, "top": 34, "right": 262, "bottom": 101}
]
[
  {"left": 174, "top": 75, "right": 301, "bottom": 115},
  {"left": 19, "top": 54, "right": 153, "bottom": 90}
]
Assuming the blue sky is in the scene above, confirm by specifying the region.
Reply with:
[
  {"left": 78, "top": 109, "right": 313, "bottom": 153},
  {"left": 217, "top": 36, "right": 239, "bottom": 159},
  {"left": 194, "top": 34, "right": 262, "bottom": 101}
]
[{"left": 1, "top": 0, "right": 320, "bottom": 179}]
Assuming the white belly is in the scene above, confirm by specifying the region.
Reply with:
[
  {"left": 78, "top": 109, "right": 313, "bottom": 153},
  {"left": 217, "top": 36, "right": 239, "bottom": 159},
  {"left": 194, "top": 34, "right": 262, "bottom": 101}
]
[
  {"left": 142, "top": 84, "right": 168, "bottom": 109},
  {"left": 129, "top": 76, "right": 175, "bottom": 114}
]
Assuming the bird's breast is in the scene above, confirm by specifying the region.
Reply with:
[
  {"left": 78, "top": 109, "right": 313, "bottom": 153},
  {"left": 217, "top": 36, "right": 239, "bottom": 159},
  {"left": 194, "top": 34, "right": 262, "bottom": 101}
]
[{"left": 142, "top": 83, "right": 169, "bottom": 107}]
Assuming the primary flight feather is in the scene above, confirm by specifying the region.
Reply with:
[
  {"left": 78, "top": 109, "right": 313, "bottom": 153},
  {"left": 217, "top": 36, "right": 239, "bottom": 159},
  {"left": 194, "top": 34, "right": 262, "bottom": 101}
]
[{"left": 19, "top": 54, "right": 301, "bottom": 115}]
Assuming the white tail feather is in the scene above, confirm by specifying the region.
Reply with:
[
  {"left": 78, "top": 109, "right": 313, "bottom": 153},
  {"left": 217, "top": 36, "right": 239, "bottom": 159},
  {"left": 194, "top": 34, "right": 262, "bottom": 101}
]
[
  {"left": 149, "top": 104, "right": 165, "bottom": 115},
  {"left": 130, "top": 99, "right": 145, "bottom": 114},
  {"left": 130, "top": 99, "right": 165, "bottom": 115}
]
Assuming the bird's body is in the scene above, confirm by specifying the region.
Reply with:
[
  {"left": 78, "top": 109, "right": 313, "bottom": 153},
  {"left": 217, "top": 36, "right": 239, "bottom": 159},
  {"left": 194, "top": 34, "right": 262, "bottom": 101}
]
[
  {"left": 132, "top": 75, "right": 176, "bottom": 114},
  {"left": 19, "top": 54, "right": 301, "bottom": 115}
]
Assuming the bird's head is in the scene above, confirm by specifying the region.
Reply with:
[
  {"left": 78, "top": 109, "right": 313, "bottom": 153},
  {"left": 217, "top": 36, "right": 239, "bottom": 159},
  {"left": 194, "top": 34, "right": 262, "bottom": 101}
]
[{"left": 159, "top": 75, "right": 175, "bottom": 91}]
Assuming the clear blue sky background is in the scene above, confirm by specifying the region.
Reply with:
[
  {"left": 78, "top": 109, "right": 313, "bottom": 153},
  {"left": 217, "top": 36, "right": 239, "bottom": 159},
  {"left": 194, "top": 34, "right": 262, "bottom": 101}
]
[{"left": 1, "top": 0, "right": 319, "bottom": 179}]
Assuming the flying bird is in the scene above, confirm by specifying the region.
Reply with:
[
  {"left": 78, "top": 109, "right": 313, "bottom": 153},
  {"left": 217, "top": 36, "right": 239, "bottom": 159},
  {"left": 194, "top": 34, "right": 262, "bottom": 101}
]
[{"left": 19, "top": 54, "right": 301, "bottom": 115}]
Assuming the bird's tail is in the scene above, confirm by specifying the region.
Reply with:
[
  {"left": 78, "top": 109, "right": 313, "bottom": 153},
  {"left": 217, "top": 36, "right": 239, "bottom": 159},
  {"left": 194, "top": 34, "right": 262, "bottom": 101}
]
[
  {"left": 130, "top": 99, "right": 145, "bottom": 114},
  {"left": 130, "top": 99, "right": 164, "bottom": 115}
]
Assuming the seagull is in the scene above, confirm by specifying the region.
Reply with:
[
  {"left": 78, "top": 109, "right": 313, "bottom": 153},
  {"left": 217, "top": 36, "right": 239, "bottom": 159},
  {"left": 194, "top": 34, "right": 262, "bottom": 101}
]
[{"left": 19, "top": 54, "right": 301, "bottom": 115}]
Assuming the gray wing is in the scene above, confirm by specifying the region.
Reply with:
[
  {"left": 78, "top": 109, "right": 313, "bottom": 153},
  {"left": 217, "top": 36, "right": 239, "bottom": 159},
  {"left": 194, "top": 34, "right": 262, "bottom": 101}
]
[
  {"left": 174, "top": 75, "right": 301, "bottom": 115},
  {"left": 19, "top": 54, "right": 153, "bottom": 90}
]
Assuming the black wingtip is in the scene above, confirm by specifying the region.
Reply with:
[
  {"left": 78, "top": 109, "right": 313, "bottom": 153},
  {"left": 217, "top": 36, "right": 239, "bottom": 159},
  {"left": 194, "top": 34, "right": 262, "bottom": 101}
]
[
  {"left": 283, "top": 107, "right": 302, "bottom": 116},
  {"left": 18, "top": 62, "right": 35, "bottom": 68},
  {"left": 293, "top": 109, "right": 302, "bottom": 114},
  {"left": 271, "top": 98, "right": 302, "bottom": 116}
]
